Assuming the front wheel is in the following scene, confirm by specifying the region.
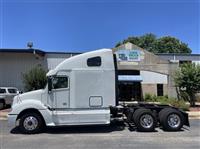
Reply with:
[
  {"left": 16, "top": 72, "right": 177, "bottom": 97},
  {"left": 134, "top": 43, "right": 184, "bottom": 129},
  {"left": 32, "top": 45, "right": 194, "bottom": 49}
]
[{"left": 19, "top": 112, "right": 44, "bottom": 134}]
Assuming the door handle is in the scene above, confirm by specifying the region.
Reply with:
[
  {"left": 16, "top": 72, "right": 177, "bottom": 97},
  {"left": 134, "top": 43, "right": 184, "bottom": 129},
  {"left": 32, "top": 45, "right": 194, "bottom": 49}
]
[{"left": 63, "top": 102, "right": 67, "bottom": 105}]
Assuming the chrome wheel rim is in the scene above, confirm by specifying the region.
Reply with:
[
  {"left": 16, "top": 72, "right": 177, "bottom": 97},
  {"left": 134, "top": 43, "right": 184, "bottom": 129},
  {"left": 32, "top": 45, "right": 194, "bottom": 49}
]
[
  {"left": 23, "top": 116, "right": 38, "bottom": 131},
  {"left": 167, "top": 114, "right": 181, "bottom": 128},
  {"left": 140, "top": 114, "right": 154, "bottom": 129}
]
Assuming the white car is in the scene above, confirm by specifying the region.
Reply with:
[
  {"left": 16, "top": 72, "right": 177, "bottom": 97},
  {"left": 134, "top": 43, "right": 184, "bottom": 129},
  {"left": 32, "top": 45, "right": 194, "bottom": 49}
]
[{"left": 0, "top": 87, "right": 19, "bottom": 109}]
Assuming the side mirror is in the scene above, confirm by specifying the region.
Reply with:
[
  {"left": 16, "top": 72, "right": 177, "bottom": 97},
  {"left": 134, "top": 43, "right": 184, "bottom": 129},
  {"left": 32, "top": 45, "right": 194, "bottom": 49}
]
[{"left": 48, "top": 77, "right": 52, "bottom": 92}]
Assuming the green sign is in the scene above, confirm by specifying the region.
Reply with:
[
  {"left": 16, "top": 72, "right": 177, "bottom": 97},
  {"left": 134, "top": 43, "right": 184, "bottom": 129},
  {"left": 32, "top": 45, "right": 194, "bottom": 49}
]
[
  {"left": 129, "top": 51, "right": 139, "bottom": 60},
  {"left": 116, "top": 50, "right": 141, "bottom": 62}
]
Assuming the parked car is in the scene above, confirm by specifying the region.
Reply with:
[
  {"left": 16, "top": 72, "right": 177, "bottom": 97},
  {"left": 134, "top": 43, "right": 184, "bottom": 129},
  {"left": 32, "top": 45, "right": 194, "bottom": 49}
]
[{"left": 0, "top": 87, "right": 19, "bottom": 109}]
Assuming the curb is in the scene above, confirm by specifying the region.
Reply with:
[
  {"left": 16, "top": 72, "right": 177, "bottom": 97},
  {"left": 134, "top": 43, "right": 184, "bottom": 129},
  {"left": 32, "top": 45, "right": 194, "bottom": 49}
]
[
  {"left": 0, "top": 112, "right": 8, "bottom": 120},
  {"left": 187, "top": 111, "right": 200, "bottom": 119}
]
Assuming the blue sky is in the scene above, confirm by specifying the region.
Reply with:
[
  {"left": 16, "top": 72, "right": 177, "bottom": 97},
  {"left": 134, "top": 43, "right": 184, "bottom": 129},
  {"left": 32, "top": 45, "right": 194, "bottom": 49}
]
[{"left": 0, "top": 0, "right": 199, "bottom": 53}]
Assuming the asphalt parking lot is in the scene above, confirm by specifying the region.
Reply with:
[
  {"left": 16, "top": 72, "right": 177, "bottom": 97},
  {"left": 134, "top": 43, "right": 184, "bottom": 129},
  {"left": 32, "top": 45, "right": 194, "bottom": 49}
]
[{"left": 0, "top": 119, "right": 200, "bottom": 149}]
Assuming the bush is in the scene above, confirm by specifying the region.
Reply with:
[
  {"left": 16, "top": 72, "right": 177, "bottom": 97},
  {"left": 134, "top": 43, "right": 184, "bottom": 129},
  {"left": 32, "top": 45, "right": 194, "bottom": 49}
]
[
  {"left": 22, "top": 66, "right": 47, "bottom": 91},
  {"left": 174, "top": 63, "right": 200, "bottom": 107},
  {"left": 144, "top": 93, "right": 157, "bottom": 102},
  {"left": 144, "top": 93, "right": 189, "bottom": 111},
  {"left": 144, "top": 93, "right": 152, "bottom": 101}
]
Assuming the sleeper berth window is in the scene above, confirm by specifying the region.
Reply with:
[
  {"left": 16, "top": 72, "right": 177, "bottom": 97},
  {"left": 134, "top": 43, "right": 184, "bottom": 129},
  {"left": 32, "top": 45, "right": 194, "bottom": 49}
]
[{"left": 87, "top": 56, "right": 101, "bottom": 67}]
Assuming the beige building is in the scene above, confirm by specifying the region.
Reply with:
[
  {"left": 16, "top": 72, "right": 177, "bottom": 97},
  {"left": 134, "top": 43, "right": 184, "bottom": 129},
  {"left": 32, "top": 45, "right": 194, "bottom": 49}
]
[{"left": 114, "top": 43, "right": 178, "bottom": 101}]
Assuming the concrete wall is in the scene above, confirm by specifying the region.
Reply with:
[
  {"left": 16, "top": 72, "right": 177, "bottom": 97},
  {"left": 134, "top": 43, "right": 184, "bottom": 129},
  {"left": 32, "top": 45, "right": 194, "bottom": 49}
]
[
  {"left": 140, "top": 71, "right": 168, "bottom": 84},
  {"left": 0, "top": 52, "right": 47, "bottom": 91},
  {"left": 142, "top": 84, "right": 157, "bottom": 96},
  {"left": 0, "top": 52, "right": 77, "bottom": 91},
  {"left": 142, "top": 84, "right": 168, "bottom": 97},
  {"left": 45, "top": 53, "right": 72, "bottom": 70}
]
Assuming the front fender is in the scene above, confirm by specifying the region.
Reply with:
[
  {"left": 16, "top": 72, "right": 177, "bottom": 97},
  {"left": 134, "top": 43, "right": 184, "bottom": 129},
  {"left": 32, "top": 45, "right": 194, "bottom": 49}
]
[
  {"left": 9, "top": 99, "right": 47, "bottom": 115},
  {"left": 8, "top": 99, "right": 55, "bottom": 127}
]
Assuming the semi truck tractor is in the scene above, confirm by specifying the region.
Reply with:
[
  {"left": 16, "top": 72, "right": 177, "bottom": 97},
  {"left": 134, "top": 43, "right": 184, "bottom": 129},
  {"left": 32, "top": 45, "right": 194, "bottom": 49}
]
[{"left": 8, "top": 49, "right": 189, "bottom": 134}]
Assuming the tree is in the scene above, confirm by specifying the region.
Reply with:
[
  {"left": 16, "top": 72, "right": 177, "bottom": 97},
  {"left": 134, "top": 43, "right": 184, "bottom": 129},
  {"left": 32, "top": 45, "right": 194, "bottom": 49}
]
[
  {"left": 122, "top": 36, "right": 140, "bottom": 46},
  {"left": 115, "top": 33, "right": 191, "bottom": 54},
  {"left": 154, "top": 36, "right": 192, "bottom": 53},
  {"left": 22, "top": 66, "right": 47, "bottom": 91},
  {"left": 137, "top": 33, "right": 156, "bottom": 52},
  {"left": 174, "top": 63, "right": 200, "bottom": 106}
]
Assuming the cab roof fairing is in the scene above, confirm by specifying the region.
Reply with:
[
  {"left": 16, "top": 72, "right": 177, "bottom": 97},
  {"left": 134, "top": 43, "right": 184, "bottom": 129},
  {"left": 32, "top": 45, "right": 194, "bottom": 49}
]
[{"left": 46, "top": 49, "right": 114, "bottom": 77}]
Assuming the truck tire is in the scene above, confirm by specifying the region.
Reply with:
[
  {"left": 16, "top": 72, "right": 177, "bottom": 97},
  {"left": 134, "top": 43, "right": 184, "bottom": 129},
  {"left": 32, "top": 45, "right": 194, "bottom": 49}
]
[
  {"left": 19, "top": 112, "right": 44, "bottom": 134},
  {"left": 159, "top": 108, "right": 184, "bottom": 131},
  {"left": 133, "top": 108, "right": 156, "bottom": 132}
]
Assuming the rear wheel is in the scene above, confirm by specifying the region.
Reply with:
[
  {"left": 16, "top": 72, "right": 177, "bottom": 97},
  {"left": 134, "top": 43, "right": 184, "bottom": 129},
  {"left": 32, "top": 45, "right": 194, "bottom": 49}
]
[
  {"left": 19, "top": 112, "right": 44, "bottom": 134},
  {"left": 159, "top": 108, "right": 184, "bottom": 131},
  {"left": 133, "top": 108, "right": 156, "bottom": 132}
]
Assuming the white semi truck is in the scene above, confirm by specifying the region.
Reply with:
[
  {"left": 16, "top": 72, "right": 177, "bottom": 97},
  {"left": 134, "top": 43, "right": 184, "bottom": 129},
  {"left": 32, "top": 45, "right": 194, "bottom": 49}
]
[{"left": 8, "top": 49, "right": 189, "bottom": 134}]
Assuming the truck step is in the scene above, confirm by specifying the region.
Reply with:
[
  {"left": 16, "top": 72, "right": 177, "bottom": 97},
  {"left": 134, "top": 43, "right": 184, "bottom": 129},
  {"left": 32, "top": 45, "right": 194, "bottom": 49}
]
[{"left": 111, "top": 117, "right": 125, "bottom": 122}]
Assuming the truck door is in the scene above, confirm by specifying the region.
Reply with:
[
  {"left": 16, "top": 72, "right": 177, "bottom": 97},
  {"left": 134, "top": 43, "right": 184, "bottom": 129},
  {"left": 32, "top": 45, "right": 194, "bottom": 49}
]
[{"left": 51, "top": 74, "right": 70, "bottom": 109}]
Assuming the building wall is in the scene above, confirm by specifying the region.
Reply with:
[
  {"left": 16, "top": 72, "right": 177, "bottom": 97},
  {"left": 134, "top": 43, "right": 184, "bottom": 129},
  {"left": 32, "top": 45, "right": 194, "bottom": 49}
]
[
  {"left": 0, "top": 52, "right": 47, "bottom": 91},
  {"left": 140, "top": 71, "right": 168, "bottom": 97},
  {"left": 142, "top": 84, "right": 157, "bottom": 96},
  {"left": 0, "top": 52, "right": 77, "bottom": 91},
  {"left": 142, "top": 84, "right": 168, "bottom": 97},
  {"left": 193, "top": 61, "right": 200, "bottom": 65},
  {"left": 45, "top": 53, "right": 72, "bottom": 70},
  {"left": 140, "top": 71, "right": 168, "bottom": 84},
  {"left": 158, "top": 54, "right": 200, "bottom": 61}
]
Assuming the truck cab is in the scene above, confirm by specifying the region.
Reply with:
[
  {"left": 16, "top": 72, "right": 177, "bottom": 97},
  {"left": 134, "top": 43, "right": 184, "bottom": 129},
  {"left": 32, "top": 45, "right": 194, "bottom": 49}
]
[{"left": 8, "top": 49, "right": 116, "bottom": 133}]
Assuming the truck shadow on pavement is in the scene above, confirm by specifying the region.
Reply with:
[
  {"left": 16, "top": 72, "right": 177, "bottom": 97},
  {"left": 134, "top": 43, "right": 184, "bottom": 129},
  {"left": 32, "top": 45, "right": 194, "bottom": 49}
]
[
  {"left": 46, "top": 124, "right": 125, "bottom": 134},
  {"left": 11, "top": 124, "right": 125, "bottom": 134}
]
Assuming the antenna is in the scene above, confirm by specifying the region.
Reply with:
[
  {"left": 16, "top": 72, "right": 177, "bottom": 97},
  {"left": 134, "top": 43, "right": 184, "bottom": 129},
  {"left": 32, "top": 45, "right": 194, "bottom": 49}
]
[{"left": 27, "top": 42, "right": 33, "bottom": 49}]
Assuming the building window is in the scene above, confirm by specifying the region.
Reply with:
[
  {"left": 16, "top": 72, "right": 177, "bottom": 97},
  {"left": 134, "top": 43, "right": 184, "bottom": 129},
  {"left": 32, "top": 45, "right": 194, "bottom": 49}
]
[
  {"left": 87, "top": 56, "right": 101, "bottom": 67},
  {"left": 52, "top": 76, "right": 69, "bottom": 89},
  {"left": 157, "top": 84, "right": 163, "bottom": 96}
]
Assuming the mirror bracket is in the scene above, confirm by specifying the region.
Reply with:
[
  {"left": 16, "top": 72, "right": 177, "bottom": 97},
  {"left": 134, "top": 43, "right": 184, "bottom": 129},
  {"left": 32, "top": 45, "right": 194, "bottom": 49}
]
[{"left": 48, "top": 77, "right": 52, "bottom": 93}]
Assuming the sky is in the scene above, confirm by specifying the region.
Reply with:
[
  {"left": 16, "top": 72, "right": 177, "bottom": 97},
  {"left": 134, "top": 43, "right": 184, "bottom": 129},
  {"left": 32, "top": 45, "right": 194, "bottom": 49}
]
[{"left": 0, "top": 0, "right": 199, "bottom": 53}]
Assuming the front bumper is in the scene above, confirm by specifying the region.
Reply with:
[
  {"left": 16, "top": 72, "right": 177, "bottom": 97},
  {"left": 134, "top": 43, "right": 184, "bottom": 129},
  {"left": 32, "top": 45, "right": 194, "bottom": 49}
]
[{"left": 8, "top": 114, "right": 18, "bottom": 129}]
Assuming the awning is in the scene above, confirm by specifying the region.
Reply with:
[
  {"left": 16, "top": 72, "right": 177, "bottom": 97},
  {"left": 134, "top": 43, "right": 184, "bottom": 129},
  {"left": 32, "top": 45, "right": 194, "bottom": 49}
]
[{"left": 118, "top": 75, "right": 143, "bottom": 82}]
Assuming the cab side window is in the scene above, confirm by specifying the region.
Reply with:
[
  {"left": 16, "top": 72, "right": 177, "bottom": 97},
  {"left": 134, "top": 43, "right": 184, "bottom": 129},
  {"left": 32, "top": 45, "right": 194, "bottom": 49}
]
[{"left": 52, "top": 76, "right": 69, "bottom": 89}]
